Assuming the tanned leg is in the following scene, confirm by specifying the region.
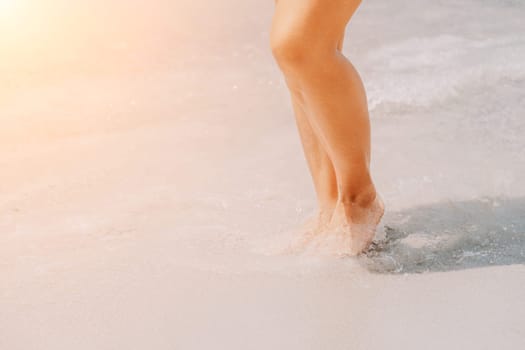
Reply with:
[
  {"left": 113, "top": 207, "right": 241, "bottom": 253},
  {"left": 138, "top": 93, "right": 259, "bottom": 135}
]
[
  {"left": 279, "top": 30, "right": 347, "bottom": 232},
  {"left": 270, "top": 0, "right": 385, "bottom": 255},
  {"left": 285, "top": 78, "right": 338, "bottom": 232}
]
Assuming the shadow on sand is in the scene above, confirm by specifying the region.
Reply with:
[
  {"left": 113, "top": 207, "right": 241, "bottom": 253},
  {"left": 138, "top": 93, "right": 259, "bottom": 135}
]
[{"left": 358, "top": 196, "right": 525, "bottom": 274}]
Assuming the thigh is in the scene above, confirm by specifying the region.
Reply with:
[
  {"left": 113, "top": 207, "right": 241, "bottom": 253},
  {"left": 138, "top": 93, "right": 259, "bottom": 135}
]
[{"left": 271, "top": 0, "right": 361, "bottom": 51}]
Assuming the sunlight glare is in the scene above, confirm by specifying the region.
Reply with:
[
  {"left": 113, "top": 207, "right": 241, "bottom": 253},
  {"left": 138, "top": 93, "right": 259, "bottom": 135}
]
[
  {"left": 0, "top": 0, "right": 20, "bottom": 23},
  {"left": 0, "top": 0, "right": 15, "bottom": 13}
]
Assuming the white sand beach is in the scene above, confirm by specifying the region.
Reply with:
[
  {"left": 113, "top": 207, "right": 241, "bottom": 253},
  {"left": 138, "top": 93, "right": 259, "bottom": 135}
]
[{"left": 1, "top": 0, "right": 525, "bottom": 348}]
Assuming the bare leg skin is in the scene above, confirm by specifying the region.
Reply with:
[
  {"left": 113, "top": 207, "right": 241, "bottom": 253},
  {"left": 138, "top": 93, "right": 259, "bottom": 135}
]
[
  {"left": 282, "top": 32, "right": 346, "bottom": 232},
  {"left": 286, "top": 81, "right": 338, "bottom": 232},
  {"left": 270, "top": 0, "right": 385, "bottom": 255}
]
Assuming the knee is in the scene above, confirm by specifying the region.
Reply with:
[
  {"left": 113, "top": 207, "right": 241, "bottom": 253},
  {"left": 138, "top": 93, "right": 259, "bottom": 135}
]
[
  {"left": 270, "top": 30, "right": 328, "bottom": 73},
  {"left": 270, "top": 33, "right": 308, "bottom": 68}
]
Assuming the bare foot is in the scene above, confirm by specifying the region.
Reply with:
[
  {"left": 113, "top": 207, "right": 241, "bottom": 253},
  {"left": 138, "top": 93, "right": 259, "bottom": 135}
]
[
  {"left": 328, "top": 192, "right": 385, "bottom": 256},
  {"left": 286, "top": 192, "right": 385, "bottom": 256},
  {"left": 281, "top": 204, "right": 336, "bottom": 255}
]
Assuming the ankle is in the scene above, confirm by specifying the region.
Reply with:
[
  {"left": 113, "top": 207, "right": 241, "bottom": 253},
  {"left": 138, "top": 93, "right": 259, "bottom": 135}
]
[
  {"left": 316, "top": 192, "right": 338, "bottom": 208},
  {"left": 338, "top": 186, "right": 377, "bottom": 208}
]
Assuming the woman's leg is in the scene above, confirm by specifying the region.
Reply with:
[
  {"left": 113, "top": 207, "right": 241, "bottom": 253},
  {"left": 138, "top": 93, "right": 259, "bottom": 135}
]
[
  {"left": 281, "top": 31, "right": 347, "bottom": 231},
  {"left": 285, "top": 77, "right": 338, "bottom": 231},
  {"left": 270, "top": 0, "right": 384, "bottom": 255}
]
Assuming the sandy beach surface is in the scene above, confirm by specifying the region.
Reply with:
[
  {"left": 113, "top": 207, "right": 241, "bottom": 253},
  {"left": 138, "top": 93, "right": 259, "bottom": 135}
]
[{"left": 1, "top": 0, "right": 525, "bottom": 348}]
